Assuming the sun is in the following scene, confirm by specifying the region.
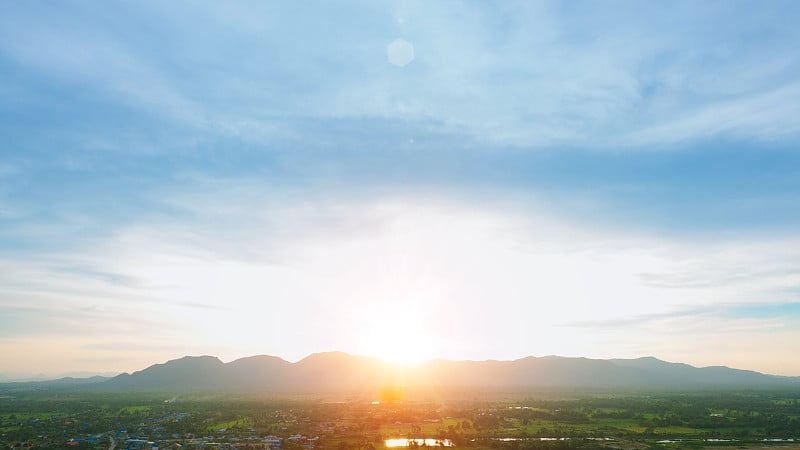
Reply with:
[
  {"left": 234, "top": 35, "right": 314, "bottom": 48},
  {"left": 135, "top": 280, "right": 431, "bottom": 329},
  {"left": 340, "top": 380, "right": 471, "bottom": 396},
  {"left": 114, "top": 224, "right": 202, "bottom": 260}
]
[
  {"left": 367, "top": 329, "right": 433, "bottom": 364},
  {"left": 359, "top": 302, "right": 436, "bottom": 364}
]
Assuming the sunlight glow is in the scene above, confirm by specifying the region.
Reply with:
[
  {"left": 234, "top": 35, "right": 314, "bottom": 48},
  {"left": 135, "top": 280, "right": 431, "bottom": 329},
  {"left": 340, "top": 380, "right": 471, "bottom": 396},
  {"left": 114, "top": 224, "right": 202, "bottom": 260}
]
[{"left": 359, "top": 301, "right": 437, "bottom": 364}]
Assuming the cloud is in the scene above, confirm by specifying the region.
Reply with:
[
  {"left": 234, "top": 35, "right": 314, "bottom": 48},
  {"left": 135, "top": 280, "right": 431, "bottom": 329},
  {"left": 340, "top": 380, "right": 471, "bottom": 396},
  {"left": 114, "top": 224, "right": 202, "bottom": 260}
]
[
  {"left": 0, "top": 21, "right": 202, "bottom": 126},
  {"left": 626, "top": 81, "right": 800, "bottom": 145},
  {"left": 3, "top": 1, "right": 799, "bottom": 149},
  {"left": 565, "top": 303, "right": 798, "bottom": 333},
  {"left": 4, "top": 180, "right": 799, "bottom": 368}
]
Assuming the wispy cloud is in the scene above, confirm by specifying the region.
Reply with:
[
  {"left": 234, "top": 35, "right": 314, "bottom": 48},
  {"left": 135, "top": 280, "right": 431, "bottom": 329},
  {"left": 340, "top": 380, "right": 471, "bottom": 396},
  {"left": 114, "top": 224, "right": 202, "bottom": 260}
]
[
  {"left": 3, "top": 1, "right": 799, "bottom": 149},
  {"left": 565, "top": 303, "right": 798, "bottom": 333},
  {"left": 4, "top": 182, "right": 799, "bottom": 370},
  {"left": 627, "top": 81, "right": 800, "bottom": 145}
]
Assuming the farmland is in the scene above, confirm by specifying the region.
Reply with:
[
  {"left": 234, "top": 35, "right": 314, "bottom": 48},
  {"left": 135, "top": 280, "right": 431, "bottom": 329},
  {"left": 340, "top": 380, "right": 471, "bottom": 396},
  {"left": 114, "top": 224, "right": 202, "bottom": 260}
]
[{"left": 1, "top": 387, "right": 799, "bottom": 449}]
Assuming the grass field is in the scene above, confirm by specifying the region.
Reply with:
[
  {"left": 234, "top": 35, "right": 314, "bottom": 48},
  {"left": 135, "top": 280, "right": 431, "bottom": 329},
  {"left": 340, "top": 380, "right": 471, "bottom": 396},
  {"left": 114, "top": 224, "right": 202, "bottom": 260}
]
[
  {"left": 207, "top": 417, "right": 254, "bottom": 431},
  {"left": 378, "top": 418, "right": 466, "bottom": 437},
  {"left": 118, "top": 406, "right": 152, "bottom": 414}
]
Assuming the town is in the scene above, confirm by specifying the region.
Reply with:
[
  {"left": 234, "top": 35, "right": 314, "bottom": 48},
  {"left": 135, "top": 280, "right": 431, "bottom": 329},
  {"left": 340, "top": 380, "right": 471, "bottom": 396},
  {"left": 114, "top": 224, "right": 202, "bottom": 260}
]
[{"left": 2, "top": 388, "right": 800, "bottom": 449}]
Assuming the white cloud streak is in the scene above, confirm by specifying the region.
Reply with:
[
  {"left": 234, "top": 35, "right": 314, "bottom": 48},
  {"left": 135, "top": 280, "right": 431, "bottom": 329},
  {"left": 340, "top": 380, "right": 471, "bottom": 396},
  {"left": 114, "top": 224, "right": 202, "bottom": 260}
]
[{"left": 2, "top": 182, "right": 799, "bottom": 374}]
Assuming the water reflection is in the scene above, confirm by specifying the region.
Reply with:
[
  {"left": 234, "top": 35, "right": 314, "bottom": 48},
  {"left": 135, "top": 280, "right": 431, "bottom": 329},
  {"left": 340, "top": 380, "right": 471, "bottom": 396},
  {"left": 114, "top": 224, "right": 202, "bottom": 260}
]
[{"left": 385, "top": 438, "right": 454, "bottom": 447}]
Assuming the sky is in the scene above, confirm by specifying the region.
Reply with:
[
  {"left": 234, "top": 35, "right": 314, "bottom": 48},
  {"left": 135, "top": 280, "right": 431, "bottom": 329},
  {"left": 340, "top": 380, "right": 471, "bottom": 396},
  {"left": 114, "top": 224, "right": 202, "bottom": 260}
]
[{"left": 2, "top": 1, "right": 800, "bottom": 379}]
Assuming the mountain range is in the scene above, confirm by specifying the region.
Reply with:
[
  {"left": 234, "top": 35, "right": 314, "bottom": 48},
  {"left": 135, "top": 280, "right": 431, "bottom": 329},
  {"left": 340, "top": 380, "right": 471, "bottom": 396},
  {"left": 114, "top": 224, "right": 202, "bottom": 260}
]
[{"left": 82, "top": 352, "right": 800, "bottom": 393}]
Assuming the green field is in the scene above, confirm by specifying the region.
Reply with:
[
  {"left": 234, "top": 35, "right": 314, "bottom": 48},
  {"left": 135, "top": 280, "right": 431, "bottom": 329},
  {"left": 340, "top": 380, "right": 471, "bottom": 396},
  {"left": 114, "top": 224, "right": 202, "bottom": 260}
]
[
  {"left": 207, "top": 417, "right": 254, "bottom": 431},
  {"left": 0, "top": 388, "right": 798, "bottom": 448},
  {"left": 118, "top": 405, "right": 152, "bottom": 414}
]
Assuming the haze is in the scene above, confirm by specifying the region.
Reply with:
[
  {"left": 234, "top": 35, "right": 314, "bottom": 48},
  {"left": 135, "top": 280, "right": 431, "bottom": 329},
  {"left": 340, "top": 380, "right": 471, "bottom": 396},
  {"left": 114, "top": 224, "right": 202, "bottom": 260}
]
[{"left": 1, "top": 1, "right": 800, "bottom": 380}]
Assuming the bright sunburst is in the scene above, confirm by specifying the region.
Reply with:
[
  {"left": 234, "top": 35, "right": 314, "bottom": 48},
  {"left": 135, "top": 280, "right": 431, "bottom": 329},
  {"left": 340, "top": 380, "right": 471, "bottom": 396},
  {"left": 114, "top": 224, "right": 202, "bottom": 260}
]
[{"left": 359, "top": 302, "right": 436, "bottom": 364}]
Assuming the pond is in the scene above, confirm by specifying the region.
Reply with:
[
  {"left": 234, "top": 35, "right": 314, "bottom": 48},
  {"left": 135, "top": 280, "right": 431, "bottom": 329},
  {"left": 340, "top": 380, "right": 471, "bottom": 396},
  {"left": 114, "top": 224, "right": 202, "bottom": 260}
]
[{"left": 385, "top": 438, "right": 454, "bottom": 447}]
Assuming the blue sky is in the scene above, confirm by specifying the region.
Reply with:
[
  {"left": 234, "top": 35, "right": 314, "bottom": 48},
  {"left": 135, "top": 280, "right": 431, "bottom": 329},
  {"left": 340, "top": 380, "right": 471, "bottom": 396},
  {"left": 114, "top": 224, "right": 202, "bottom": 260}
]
[{"left": 2, "top": 1, "right": 800, "bottom": 378}]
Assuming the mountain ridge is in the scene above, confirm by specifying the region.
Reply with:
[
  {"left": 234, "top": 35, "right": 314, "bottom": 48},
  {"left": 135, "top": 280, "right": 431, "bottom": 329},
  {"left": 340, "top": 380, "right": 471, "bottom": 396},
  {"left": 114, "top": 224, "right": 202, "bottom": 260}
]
[{"left": 96, "top": 352, "right": 800, "bottom": 392}]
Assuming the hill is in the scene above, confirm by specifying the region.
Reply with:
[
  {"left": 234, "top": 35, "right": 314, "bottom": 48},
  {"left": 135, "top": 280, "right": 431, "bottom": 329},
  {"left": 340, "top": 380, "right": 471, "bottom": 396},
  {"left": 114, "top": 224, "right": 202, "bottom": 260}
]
[{"left": 98, "top": 353, "right": 800, "bottom": 393}]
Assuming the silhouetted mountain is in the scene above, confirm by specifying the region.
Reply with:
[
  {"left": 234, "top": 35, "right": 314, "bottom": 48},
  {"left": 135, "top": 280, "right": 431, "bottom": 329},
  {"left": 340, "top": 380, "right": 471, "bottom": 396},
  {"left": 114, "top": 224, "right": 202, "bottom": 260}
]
[
  {"left": 0, "top": 375, "right": 112, "bottom": 390},
  {"left": 99, "top": 353, "right": 799, "bottom": 392},
  {"left": 48, "top": 375, "right": 112, "bottom": 385},
  {"left": 105, "top": 355, "right": 226, "bottom": 389},
  {"left": 608, "top": 356, "right": 775, "bottom": 385},
  {"left": 423, "top": 356, "right": 649, "bottom": 388}
]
